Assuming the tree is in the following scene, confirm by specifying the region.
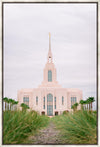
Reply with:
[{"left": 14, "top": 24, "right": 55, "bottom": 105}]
[
  {"left": 79, "top": 100, "right": 84, "bottom": 110},
  {"left": 3, "top": 97, "right": 19, "bottom": 111},
  {"left": 11, "top": 99, "right": 16, "bottom": 111},
  {"left": 83, "top": 100, "right": 87, "bottom": 110},
  {"left": 74, "top": 103, "right": 79, "bottom": 111},
  {"left": 21, "top": 103, "right": 30, "bottom": 112},
  {"left": 89, "top": 97, "right": 95, "bottom": 111},
  {"left": 14, "top": 101, "right": 19, "bottom": 110},
  {"left": 9, "top": 98, "right": 13, "bottom": 110},
  {"left": 86, "top": 98, "right": 90, "bottom": 111},
  {"left": 71, "top": 104, "right": 75, "bottom": 112},
  {"left": 3, "top": 97, "right": 8, "bottom": 111},
  {"left": 6, "top": 98, "right": 10, "bottom": 110},
  {"left": 87, "top": 97, "right": 92, "bottom": 111},
  {"left": 71, "top": 103, "right": 79, "bottom": 112}
]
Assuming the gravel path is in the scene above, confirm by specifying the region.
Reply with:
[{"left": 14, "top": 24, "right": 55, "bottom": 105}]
[{"left": 29, "top": 121, "right": 62, "bottom": 144}]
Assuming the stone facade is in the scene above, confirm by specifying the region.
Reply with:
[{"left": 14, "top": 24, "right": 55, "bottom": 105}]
[{"left": 17, "top": 33, "right": 82, "bottom": 115}]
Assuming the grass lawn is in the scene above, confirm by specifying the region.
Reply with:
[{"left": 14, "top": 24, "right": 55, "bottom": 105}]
[
  {"left": 3, "top": 110, "right": 97, "bottom": 144},
  {"left": 52, "top": 110, "right": 97, "bottom": 144},
  {"left": 3, "top": 110, "right": 50, "bottom": 144}
]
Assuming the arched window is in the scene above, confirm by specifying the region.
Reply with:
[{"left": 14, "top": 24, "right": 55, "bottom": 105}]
[
  {"left": 47, "top": 94, "right": 53, "bottom": 102},
  {"left": 48, "top": 70, "right": 52, "bottom": 82},
  {"left": 47, "top": 94, "right": 53, "bottom": 116}
]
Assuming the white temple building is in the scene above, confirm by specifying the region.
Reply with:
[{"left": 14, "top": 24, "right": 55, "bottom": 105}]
[{"left": 17, "top": 33, "right": 82, "bottom": 116}]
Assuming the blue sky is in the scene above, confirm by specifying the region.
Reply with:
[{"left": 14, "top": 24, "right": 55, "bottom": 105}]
[{"left": 4, "top": 3, "right": 97, "bottom": 109}]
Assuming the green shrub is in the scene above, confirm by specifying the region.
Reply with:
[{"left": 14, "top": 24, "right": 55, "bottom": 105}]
[
  {"left": 63, "top": 110, "right": 69, "bottom": 115},
  {"left": 3, "top": 110, "right": 49, "bottom": 144}
]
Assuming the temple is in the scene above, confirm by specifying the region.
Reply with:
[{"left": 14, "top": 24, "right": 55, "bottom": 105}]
[{"left": 17, "top": 33, "right": 82, "bottom": 115}]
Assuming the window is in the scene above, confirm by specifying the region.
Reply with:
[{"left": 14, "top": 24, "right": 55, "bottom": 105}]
[
  {"left": 71, "top": 97, "right": 77, "bottom": 107},
  {"left": 75, "top": 97, "right": 76, "bottom": 103},
  {"left": 47, "top": 94, "right": 53, "bottom": 116},
  {"left": 62, "top": 96, "right": 64, "bottom": 105},
  {"left": 54, "top": 97, "right": 56, "bottom": 109},
  {"left": 23, "top": 97, "right": 29, "bottom": 106},
  {"left": 43, "top": 97, "right": 45, "bottom": 109},
  {"left": 43, "top": 105, "right": 45, "bottom": 109},
  {"left": 43, "top": 97, "right": 45, "bottom": 102},
  {"left": 36, "top": 96, "right": 38, "bottom": 105},
  {"left": 48, "top": 70, "right": 52, "bottom": 82}
]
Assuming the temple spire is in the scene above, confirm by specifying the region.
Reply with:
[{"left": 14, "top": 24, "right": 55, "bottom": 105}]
[
  {"left": 48, "top": 32, "right": 52, "bottom": 63},
  {"left": 49, "top": 32, "right": 51, "bottom": 51}
]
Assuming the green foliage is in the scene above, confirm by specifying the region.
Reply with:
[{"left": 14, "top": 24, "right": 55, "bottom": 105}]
[
  {"left": 52, "top": 111, "right": 97, "bottom": 144},
  {"left": 3, "top": 97, "right": 19, "bottom": 111},
  {"left": 63, "top": 110, "right": 69, "bottom": 115},
  {"left": 3, "top": 110, "right": 49, "bottom": 144},
  {"left": 93, "top": 110, "right": 97, "bottom": 114},
  {"left": 79, "top": 100, "right": 84, "bottom": 105},
  {"left": 21, "top": 103, "right": 30, "bottom": 111},
  {"left": 79, "top": 97, "right": 95, "bottom": 111},
  {"left": 71, "top": 103, "right": 79, "bottom": 112}
]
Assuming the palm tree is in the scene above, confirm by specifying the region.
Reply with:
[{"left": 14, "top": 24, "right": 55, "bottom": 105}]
[
  {"left": 79, "top": 100, "right": 84, "bottom": 110},
  {"left": 89, "top": 97, "right": 95, "bottom": 111},
  {"left": 86, "top": 98, "right": 90, "bottom": 111},
  {"left": 21, "top": 103, "right": 30, "bottom": 112},
  {"left": 3, "top": 97, "right": 8, "bottom": 111},
  {"left": 11, "top": 99, "right": 16, "bottom": 111},
  {"left": 14, "top": 101, "right": 19, "bottom": 110},
  {"left": 71, "top": 104, "right": 75, "bottom": 112},
  {"left": 83, "top": 100, "right": 87, "bottom": 110},
  {"left": 9, "top": 98, "right": 13, "bottom": 110},
  {"left": 7, "top": 99, "right": 10, "bottom": 110},
  {"left": 74, "top": 103, "right": 79, "bottom": 111},
  {"left": 71, "top": 103, "right": 78, "bottom": 112},
  {"left": 87, "top": 98, "right": 92, "bottom": 111}
]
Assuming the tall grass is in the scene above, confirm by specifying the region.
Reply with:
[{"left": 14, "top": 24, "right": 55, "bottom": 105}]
[
  {"left": 52, "top": 111, "right": 97, "bottom": 144},
  {"left": 3, "top": 110, "right": 49, "bottom": 144}
]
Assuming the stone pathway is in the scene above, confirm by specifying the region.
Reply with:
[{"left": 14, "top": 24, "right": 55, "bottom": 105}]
[{"left": 29, "top": 121, "right": 62, "bottom": 144}]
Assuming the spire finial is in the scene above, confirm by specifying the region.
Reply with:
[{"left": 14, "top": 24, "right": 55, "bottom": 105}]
[
  {"left": 48, "top": 32, "right": 52, "bottom": 63},
  {"left": 49, "top": 32, "right": 51, "bottom": 51}
]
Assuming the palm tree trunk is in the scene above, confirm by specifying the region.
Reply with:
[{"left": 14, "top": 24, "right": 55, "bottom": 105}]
[
  {"left": 11, "top": 105, "right": 13, "bottom": 111},
  {"left": 86, "top": 105, "right": 87, "bottom": 110},
  {"left": 81, "top": 105, "right": 82, "bottom": 110},
  {"left": 91, "top": 102, "right": 92, "bottom": 112},
  {"left": 87, "top": 104, "right": 89, "bottom": 110},
  {"left": 10, "top": 103, "right": 11, "bottom": 111},
  {"left": 11, "top": 104, "right": 12, "bottom": 111},
  {"left": 5, "top": 102, "right": 7, "bottom": 111},
  {"left": 12, "top": 105, "right": 13, "bottom": 111},
  {"left": 89, "top": 103, "right": 90, "bottom": 111},
  {"left": 7, "top": 103, "right": 8, "bottom": 111}
]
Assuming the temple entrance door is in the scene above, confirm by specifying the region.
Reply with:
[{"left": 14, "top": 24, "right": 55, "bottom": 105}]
[{"left": 47, "top": 94, "right": 53, "bottom": 116}]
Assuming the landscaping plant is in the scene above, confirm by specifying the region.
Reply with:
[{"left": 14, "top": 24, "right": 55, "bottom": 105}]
[
  {"left": 52, "top": 110, "right": 97, "bottom": 144},
  {"left": 3, "top": 110, "right": 49, "bottom": 144}
]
